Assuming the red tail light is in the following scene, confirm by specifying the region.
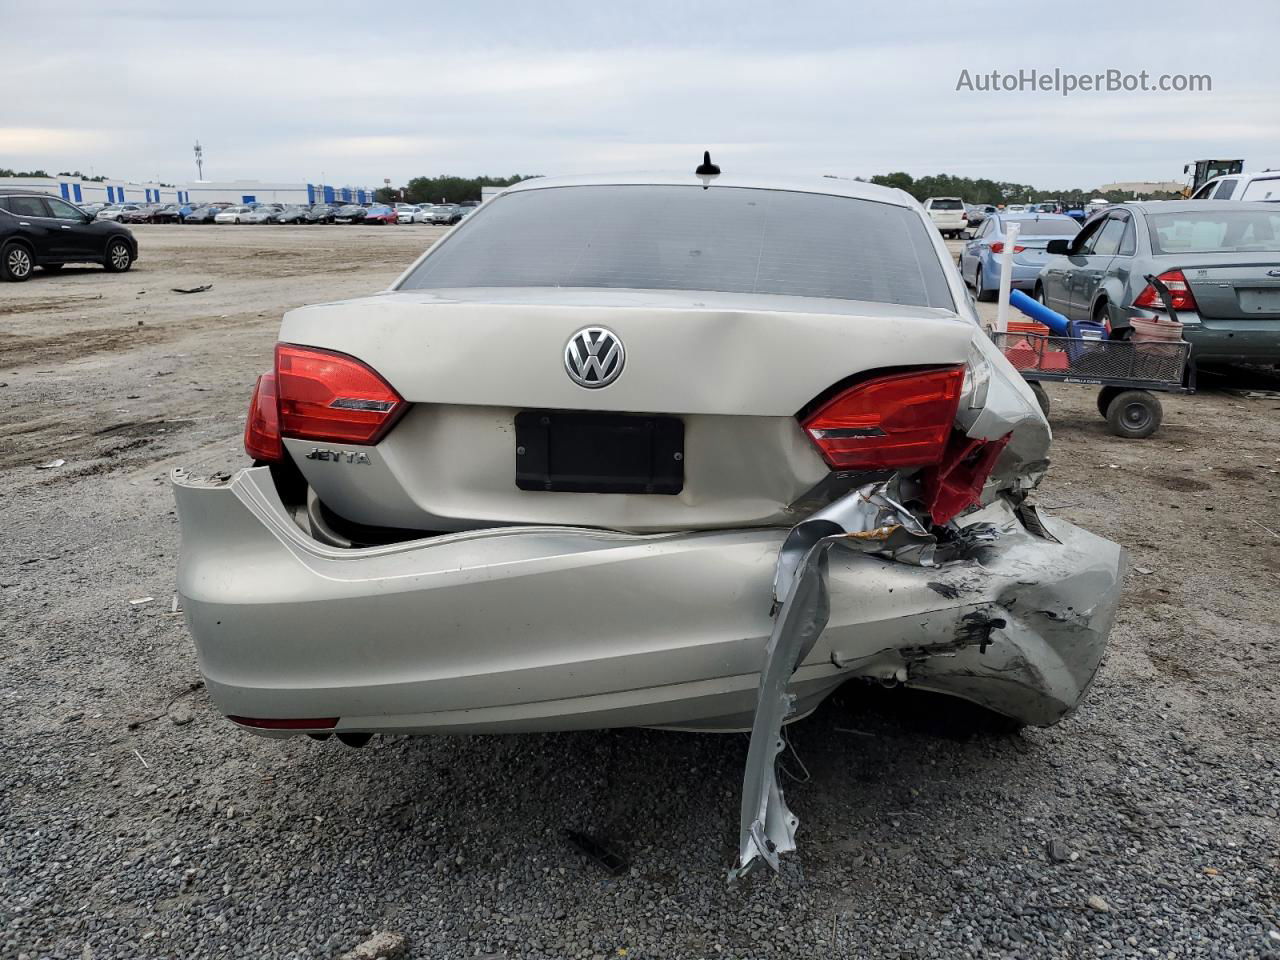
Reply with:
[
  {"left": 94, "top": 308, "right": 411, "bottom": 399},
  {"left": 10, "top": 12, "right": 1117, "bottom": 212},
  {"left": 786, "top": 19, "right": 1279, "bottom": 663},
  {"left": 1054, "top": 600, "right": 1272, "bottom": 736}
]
[
  {"left": 801, "top": 367, "right": 965, "bottom": 471},
  {"left": 1133, "top": 269, "right": 1197, "bottom": 311},
  {"left": 244, "top": 372, "right": 283, "bottom": 462},
  {"left": 275, "top": 343, "right": 405, "bottom": 445},
  {"left": 242, "top": 344, "right": 406, "bottom": 460},
  {"left": 988, "top": 242, "right": 1026, "bottom": 254}
]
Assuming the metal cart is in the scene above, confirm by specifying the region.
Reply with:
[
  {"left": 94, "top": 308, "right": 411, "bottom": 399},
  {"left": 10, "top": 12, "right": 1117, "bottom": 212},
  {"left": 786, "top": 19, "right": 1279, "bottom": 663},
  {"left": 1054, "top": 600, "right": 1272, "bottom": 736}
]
[{"left": 990, "top": 331, "right": 1193, "bottom": 438}]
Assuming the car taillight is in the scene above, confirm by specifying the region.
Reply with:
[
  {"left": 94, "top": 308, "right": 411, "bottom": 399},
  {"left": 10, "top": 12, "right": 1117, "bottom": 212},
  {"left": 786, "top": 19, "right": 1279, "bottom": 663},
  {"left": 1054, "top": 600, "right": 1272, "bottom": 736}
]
[
  {"left": 275, "top": 343, "right": 406, "bottom": 445},
  {"left": 988, "top": 242, "right": 1026, "bottom": 254},
  {"left": 801, "top": 367, "right": 965, "bottom": 471},
  {"left": 1133, "top": 269, "right": 1198, "bottom": 311},
  {"left": 244, "top": 372, "right": 283, "bottom": 462}
]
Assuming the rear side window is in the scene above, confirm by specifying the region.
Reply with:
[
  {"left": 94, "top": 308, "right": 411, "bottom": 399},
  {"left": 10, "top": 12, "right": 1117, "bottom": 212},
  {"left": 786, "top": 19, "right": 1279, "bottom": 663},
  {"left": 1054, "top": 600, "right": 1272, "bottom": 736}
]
[
  {"left": 1011, "top": 219, "right": 1079, "bottom": 237},
  {"left": 400, "top": 185, "right": 954, "bottom": 309},
  {"left": 3, "top": 196, "right": 49, "bottom": 217},
  {"left": 1147, "top": 210, "right": 1280, "bottom": 253},
  {"left": 1241, "top": 178, "right": 1280, "bottom": 202}
]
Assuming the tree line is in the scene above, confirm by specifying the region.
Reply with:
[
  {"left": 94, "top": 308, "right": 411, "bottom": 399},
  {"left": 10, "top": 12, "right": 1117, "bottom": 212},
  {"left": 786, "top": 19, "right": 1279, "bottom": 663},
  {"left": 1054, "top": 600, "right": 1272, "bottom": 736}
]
[
  {"left": 867, "top": 171, "right": 1181, "bottom": 205},
  {"left": 375, "top": 174, "right": 539, "bottom": 205}
]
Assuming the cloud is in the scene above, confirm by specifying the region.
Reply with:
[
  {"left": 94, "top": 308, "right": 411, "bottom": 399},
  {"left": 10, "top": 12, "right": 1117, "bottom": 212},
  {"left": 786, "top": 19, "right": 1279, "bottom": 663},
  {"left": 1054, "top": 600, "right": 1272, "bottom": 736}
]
[{"left": 1, "top": 0, "right": 1276, "bottom": 190}]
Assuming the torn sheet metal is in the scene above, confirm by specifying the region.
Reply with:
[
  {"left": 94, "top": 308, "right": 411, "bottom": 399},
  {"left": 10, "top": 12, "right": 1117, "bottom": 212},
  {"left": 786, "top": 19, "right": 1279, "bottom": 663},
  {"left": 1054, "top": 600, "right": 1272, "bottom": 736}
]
[{"left": 731, "top": 479, "right": 938, "bottom": 882}]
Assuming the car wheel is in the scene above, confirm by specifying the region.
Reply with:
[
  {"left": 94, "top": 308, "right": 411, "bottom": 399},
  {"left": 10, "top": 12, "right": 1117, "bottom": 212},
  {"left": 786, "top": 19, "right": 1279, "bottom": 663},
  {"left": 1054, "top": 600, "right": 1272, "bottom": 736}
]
[
  {"left": 1, "top": 242, "right": 34, "bottom": 282},
  {"left": 1105, "top": 390, "right": 1162, "bottom": 439},
  {"left": 1033, "top": 283, "right": 1047, "bottom": 305},
  {"left": 975, "top": 262, "right": 994, "bottom": 302},
  {"left": 104, "top": 239, "right": 134, "bottom": 273},
  {"left": 1028, "top": 381, "right": 1050, "bottom": 419}
]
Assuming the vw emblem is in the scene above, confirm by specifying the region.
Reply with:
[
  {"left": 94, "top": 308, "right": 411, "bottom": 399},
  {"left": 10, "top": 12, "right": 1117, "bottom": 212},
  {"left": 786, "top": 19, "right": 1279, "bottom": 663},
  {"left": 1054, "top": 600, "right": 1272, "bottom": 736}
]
[
  {"left": 1268, "top": 269, "right": 1280, "bottom": 278},
  {"left": 564, "top": 327, "right": 625, "bottom": 388}
]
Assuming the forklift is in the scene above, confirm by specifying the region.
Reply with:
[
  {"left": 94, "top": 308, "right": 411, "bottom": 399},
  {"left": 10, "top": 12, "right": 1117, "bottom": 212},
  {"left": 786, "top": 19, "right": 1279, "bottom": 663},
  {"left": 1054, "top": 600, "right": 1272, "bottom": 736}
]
[{"left": 1183, "top": 159, "right": 1244, "bottom": 196}]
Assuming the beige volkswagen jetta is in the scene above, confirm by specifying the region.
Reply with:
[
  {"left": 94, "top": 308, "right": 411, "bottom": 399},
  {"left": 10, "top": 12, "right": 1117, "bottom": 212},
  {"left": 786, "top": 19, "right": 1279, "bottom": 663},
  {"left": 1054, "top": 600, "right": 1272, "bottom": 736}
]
[{"left": 173, "top": 168, "right": 1125, "bottom": 876}]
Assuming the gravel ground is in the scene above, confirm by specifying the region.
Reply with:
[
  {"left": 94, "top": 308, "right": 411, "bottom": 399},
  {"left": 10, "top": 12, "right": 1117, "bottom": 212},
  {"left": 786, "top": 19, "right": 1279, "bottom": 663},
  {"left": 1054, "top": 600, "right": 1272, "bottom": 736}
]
[{"left": 1, "top": 227, "right": 1278, "bottom": 960}]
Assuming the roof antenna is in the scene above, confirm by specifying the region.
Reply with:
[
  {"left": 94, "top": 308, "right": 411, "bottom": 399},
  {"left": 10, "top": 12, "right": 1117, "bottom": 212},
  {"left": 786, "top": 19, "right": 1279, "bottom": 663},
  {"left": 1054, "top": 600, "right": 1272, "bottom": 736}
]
[{"left": 695, "top": 151, "right": 720, "bottom": 176}]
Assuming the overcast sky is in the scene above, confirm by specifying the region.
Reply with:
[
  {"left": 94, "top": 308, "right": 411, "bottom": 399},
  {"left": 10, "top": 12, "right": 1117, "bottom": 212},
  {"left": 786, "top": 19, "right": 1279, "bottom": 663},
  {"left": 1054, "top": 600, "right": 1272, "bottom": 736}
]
[{"left": 2, "top": 0, "right": 1276, "bottom": 190}]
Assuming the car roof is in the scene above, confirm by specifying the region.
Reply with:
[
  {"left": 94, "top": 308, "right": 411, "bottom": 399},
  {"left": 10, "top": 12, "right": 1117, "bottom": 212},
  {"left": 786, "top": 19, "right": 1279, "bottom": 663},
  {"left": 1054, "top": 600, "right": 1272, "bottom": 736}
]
[
  {"left": 0, "top": 188, "right": 55, "bottom": 197},
  {"left": 1113, "top": 200, "right": 1273, "bottom": 213},
  {"left": 503, "top": 172, "right": 916, "bottom": 208},
  {"left": 995, "top": 212, "right": 1076, "bottom": 221}
]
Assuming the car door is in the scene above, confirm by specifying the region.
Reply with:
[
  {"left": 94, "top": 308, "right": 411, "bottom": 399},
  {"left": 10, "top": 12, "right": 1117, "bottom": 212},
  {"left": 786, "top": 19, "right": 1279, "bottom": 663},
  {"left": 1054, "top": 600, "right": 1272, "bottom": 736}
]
[
  {"left": 1069, "top": 215, "right": 1126, "bottom": 320},
  {"left": 44, "top": 197, "right": 101, "bottom": 260},
  {"left": 1, "top": 196, "right": 57, "bottom": 262}
]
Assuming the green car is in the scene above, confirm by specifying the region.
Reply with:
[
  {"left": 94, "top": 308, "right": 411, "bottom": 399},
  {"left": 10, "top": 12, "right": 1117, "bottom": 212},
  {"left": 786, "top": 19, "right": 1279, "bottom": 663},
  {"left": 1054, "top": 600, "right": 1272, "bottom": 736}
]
[{"left": 1036, "top": 201, "right": 1280, "bottom": 367}]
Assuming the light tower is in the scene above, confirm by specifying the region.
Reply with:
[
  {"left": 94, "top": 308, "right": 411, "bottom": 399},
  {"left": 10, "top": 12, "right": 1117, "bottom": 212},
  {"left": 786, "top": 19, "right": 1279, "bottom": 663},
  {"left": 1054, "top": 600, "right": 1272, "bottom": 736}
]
[{"left": 194, "top": 141, "right": 204, "bottom": 180}]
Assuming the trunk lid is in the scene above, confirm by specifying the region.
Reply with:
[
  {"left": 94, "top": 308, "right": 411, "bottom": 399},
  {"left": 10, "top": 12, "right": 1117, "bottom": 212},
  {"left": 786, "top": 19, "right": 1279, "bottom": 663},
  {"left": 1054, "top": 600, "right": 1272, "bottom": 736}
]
[
  {"left": 1174, "top": 259, "right": 1280, "bottom": 321},
  {"left": 277, "top": 288, "right": 977, "bottom": 534}
]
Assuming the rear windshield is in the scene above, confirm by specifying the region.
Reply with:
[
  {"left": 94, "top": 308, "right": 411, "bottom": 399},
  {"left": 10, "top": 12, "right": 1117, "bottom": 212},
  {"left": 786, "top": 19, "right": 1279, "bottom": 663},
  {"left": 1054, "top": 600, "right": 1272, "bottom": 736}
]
[
  {"left": 1147, "top": 210, "right": 1280, "bottom": 254},
  {"left": 929, "top": 199, "right": 964, "bottom": 210},
  {"left": 400, "top": 185, "right": 953, "bottom": 308},
  {"left": 1008, "top": 219, "right": 1080, "bottom": 237}
]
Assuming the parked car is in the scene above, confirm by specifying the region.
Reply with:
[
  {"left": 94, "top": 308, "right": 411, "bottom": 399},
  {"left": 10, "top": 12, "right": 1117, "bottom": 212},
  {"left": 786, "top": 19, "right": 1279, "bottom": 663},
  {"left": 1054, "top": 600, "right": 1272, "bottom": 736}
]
[
  {"left": 364, "top": 204, "right": 398, "bottom": 225},
  {"left": 1036, "top": 200, "right": 1280, "bottom": 366},
  {"left": 0, "top": 190, "right": 138, "bottom": 281},
  {"left": 184, "top": 205, "right": 220, "bottom": 224},
  {"left": 80, "top": 202, "right": 107, "bottom": 217},
  {"left": 333, "top": 204, "right": 367, "bottom": 224},
  {"left": 965, "top": 204, "right": 994, "bottom": 227},
  {"left": 215, "top": 205, "right": 254, "bottom": 224},
  {"left": 960, "top": 212, "right": 1081, "bottom": 301},
  {"left": 243, "top": 206, "right": 283, "bottom": 225},
  {"left": 922, "top": 197, "right": 968, "bottom": 238},
  {"left": 306, "top": 204, "right": 338, "bottom": 224},
  {"left": 394, "top": 203, "right": 423, "bottom": 223},
  {"left": 172, "top": 171, "right": 1125, "bottom": 878},
  {"left": 1188, "top": 170, "right": 1280, "bottom": 202},
  {"left": 99, "top": 204, "right": 144, "bottom": 222},
  {"left": 151, "top": 204, "right": 184, "bottom": 224},
  {"left": 275, "top": 206, "right": 309, "bottom": 224},
  {"left": 427, "top": 203, "right": 461, "bottom": 225}
]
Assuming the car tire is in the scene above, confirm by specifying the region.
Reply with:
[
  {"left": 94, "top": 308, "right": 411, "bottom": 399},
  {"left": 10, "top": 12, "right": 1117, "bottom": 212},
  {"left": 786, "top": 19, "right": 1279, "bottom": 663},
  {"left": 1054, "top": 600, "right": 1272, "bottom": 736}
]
[
  {"left": 103, "top": 239, "right": 134, "bottom": 273},
  {"left": 1033, "top": 283, "right": 1047, "bottom": 305},
  {"left": 1, "top": 241, "right": 34, "bottom": 282},
  {"left": 1028, "top": 381, "right": 1050, "bottom": 419},
  {"left": 974, "top": 262, "right": 995, "bottom": 301},
  {"left": 1105, "top": 390, "right": 1162, "bottom": 439}
]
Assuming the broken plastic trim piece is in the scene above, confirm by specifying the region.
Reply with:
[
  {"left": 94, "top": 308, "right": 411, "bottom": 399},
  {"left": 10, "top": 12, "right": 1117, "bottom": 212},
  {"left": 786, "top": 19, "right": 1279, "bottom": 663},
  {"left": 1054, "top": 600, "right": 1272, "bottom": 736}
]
[{"left": 731, "top": 479, "right": 938, "bottom": 882}]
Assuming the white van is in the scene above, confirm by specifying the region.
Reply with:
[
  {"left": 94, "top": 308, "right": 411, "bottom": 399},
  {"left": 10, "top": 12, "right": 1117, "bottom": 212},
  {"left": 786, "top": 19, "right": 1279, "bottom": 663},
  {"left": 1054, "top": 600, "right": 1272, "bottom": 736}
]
[{"left": 922, "top": 197, "right": 968, "bottom": 238}]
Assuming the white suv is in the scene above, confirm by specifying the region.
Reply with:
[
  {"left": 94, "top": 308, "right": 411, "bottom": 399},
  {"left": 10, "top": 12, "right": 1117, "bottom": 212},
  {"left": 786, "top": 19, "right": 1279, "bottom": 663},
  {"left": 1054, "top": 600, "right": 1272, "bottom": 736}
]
[
  {"left": 1190, "top": 170, "right": 1280, "bottom": 202},
  {"left": 922, "top": 197, "right": 968, "bottom": 238}
]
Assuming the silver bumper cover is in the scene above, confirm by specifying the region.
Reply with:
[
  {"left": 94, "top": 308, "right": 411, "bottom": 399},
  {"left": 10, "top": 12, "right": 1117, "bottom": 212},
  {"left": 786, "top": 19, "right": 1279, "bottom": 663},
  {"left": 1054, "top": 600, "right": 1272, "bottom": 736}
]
[{"left": 174, "top": 467, "right": 1123, "bottom": 739}]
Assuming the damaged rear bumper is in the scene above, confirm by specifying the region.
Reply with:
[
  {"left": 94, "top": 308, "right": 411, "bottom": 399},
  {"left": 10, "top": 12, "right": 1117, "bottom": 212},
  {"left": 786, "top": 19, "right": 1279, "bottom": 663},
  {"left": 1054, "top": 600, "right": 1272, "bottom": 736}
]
[{"left": 173, "top": 466, "right": 1124, "bottom": 738}]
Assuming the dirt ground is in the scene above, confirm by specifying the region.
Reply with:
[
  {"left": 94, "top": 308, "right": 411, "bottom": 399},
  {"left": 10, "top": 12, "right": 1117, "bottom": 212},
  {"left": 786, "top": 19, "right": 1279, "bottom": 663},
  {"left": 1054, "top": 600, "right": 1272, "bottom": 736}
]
[{"left": 1, "top": 226, "right": 1277, "bottom": 959}]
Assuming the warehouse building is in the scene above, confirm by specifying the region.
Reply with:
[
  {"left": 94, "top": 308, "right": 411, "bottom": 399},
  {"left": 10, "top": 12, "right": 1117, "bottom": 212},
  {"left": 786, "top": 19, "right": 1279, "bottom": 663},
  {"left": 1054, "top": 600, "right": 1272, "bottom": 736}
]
[{"left": 0, "top": 174, "right": 376, "bottom": 207}]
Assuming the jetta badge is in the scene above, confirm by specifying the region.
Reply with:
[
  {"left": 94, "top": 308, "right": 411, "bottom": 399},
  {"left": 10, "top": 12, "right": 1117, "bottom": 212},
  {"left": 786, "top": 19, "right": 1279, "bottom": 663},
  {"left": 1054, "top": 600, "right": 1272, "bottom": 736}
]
[{"left": 564, "top": 327, "right": 625, "bottom": 388}]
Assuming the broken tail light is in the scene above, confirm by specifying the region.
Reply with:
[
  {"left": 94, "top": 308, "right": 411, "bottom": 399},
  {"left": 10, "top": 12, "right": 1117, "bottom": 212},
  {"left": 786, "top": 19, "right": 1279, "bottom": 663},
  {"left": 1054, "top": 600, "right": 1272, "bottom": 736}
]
[
  {"left": 801, "top": 367, "right": 965, "bottom": 471},
  {"left": 1133, "top": 270, "right": 1197, "bottom": 311},
  {"left": 242, "top": 344, "right": 407, "bottom": 460},
  {"left": 920, "top": 431, "right": 1012, "bottom": 525},
  {"left": 244, "top": 371, "right": 283, "bottom": 462}
]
